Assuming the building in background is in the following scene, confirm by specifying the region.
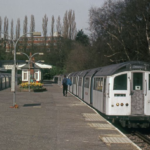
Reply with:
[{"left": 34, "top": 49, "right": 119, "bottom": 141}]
[
  {"left": 4, "top": 32, "right": 61, "bottom": 52},
  {"left": 0, "top": 60, "right": 52, "bottom": 82}
]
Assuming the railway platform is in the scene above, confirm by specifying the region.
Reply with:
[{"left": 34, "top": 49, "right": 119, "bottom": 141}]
[{"left": 0, "top": 81, "right": 141, "bottom": 150}]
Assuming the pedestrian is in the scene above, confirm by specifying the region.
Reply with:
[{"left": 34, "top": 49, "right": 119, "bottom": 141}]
[
  {"left": 62, "top": 75, "right": 68, "bottom": 96},
  {"left": 67, "top": 78, "right": 72, "bottom": 86}
]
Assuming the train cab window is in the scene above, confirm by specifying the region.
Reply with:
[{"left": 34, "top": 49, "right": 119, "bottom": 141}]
[
  {"left": 94, "top": 78, "right": 103, "bottom": 91},
  {"left": 84, "top": 78, "right": 89, "bottom": 88},
  {"left": 133, "top": 73, "right": 143, "bottom": 90},
  {"left": 114, "top": 74, "right": 127, "bottom": 90},
  {"left": 79, "top": 78, "right": 82, "bottom": 86}
]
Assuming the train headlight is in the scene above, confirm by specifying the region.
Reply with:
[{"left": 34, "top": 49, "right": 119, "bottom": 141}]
[
  {"left": 121, "top": 103, "right": 124, "bottom": 106},
  {"left": 116, "top": 103, "right": 119, "bottom": 106},
  {"left": 126, "top": 103, "right": 129, "bottom": 106}
]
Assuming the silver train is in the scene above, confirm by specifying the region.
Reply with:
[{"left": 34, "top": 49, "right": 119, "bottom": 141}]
[
  {"left": 55, "top": 61, "right": 150, "bottom": 128},
  {"left": 0, "top": 73, "right": 21, "bottom": 90}
]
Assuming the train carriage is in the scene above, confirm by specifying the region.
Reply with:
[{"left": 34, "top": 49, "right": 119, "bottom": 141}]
[
  {"left": 83, "top": 67, "right": 101, "bottom": 104},
  {"left": 58, "top": 75, "right": 63, "bottom": 86},
  {"left": 78, "top": 70, "right": 90, "bottom": 100},
  {"left": 3, "top": 73, "right": 10, "bottom": 88},
  {"left": 92, "top": 61, "right": 150, "bottom": 128},
  {"left": 72, "top": 72, "right": 81, "bottom": 96},
  {"left": 2, "top": 74, "right": 6, "bottom": 89},
  {"left": 62, "top": 61, "right": 150, "bottom": 128},
  {"left": 53, "top": 75, "right": 59, "bottom": 83},
  {"left": 67, "top": 73, "right": 72, "bottom": 92},
  {"left": 0, "top": 74, "right": 4, "bottom": 90},
  {"left": 69, "top": 72, "right": 76, "bottom": 93},
  {"left": 75, "top": 71, "right": 83, "bottom": 96}
]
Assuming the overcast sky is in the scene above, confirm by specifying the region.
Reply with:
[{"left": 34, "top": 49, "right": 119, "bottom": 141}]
[{"left": 0, "top": 0, "right": 106, "bottom": 36}]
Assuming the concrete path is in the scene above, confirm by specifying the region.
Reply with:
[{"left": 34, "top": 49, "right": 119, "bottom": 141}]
[{"left": 0, "top": 82, "right": 139, "bottom": 150}]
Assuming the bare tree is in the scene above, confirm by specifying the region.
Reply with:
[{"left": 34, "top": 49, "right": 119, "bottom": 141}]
[
  {"left": 4, "top": 16, "right": 9, "bottom": 40},
  {"left": 51, "top": 15, "right": 55, "bottom": 37},
  {"left": 23, "top": 16, "right": 28, "bottom": 35},
  {"left": 10, "top": 19, "right": 14, "bottom": 39},
  {"left": 56, "top": 16, "right": 62, "bottom": 35},
  {"left": 10, "top": 19, "right": 14, "bottom": 50},
  {"left": 63, "top": 10, "right": 76, "bottom": 39},
  {"left": 68, "top": 10, "right": 76, "bottom": 39},
  {"left": 23, "top": 15, "right": 28, "bottom": 51},
  {"left": 30, "top": 15, "right": 35, "bottom": 34},
  {"left": 42, "top": 14, "right": 48, "bottom": 50},
  {"left": 0, "top": 17, "right": 2, "bottom": 39},
  {"left": 30, "top": 15, "right": 35, "bottom": 51},
  {"left": 63, "top": 11, "right": 68, "bottom": 38},
  {"left": 16, "top": 18, "right": 20, "bottom": 39}
]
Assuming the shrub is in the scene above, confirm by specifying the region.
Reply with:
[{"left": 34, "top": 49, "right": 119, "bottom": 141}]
[{"left": 20, "top": 82, "right": 43, "bottom": 89}]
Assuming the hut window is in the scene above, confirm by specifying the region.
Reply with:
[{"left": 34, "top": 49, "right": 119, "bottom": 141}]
[
  {"left": 23, "top": 72, "right": 27, "bottom": 80},
  {"left": 34, "top": 72, "right": 38, "bottom": 80},
  {"left": 114, "top": 74, "right": 127, "bottom": 90}
]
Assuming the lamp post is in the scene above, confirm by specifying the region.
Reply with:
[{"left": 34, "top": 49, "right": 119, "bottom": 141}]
[
  {"left": 0, "top": 32, "right": 17, "bottom": 106},
  {"left": 0, "top": 31, "right": 41, "bottom": 106},
  {"left": 16, "top": 52, "right": 44, "bottom": 92}
]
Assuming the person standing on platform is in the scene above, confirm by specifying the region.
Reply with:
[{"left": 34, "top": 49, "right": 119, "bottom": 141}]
[{"left": 62, "top": 75, "right": 68, "bottom": 96}]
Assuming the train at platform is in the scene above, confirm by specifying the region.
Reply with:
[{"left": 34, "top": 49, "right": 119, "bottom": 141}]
[
  {"left": 55, "top": 61, "right": 150, "bottom": 128},
  {"left": 0, "top": 73, "right": 21, "bottom": 91}
]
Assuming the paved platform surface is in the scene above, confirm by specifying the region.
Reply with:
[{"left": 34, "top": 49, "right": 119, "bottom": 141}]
[{"left": 0, "top": 82, "right": 140, "bottom": 150}]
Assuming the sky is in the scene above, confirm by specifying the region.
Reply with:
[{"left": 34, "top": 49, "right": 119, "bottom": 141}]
[{"left": 0, "top": 0, "right": 106, "bottom": 36}]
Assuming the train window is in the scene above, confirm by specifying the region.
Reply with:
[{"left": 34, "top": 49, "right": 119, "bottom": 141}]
[
  {"left": 114, "top": 74, "right": 127, "bottom": 90},
  {"left": 73, "top": 77, "right": 76, "bottom": 84},
  {"left": 84, "top": 78, "right": 89, "bottom": 88},
  {"left": 133, "top": 73, "right": 143, "bottom": 90},
  {"left": 79, "top": 78, "right": 82, "bottom": 86},
  {"left": 94, "top": 78, "right": 103, "bottom": 91}
]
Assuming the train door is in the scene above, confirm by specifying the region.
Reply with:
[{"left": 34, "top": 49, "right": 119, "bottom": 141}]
[
  {"left": 144, "top": 73, "right": 150, "bottom": 115},
  {"left": 131, "top": 72, "right": 144, "bottom": 115},
  {"left": 76, "top": 76, "right": 78, "bottom": 96}
]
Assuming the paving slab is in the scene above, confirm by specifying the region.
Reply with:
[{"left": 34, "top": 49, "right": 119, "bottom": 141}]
[{"left": 0, "top": 83, "right": 140, "bottom": 150}]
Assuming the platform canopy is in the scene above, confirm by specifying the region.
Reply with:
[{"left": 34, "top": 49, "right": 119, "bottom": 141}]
[
  {"left": 18, "top": 63, "right": 52, "bottom": 69},
  {"left": 35, "top": 63, "right": 52, "bottom": 69},
  {"left": 0, "top": 60, "right": 52, "bottom": 70}
]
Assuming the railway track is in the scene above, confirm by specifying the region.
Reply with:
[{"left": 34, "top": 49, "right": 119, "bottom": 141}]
[
  {"left": 126, "top": 131, "right": 150, "bottom": 150},
  {"left": 110, "top": 121, "right": 150, "bottom": 150}
]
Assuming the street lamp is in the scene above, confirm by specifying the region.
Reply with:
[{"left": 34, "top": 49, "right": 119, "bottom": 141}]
[
  {"left": 0, "top": 31, "right": 40, "bottom": 106},
  {"left": 0, "top": 32, "right": 17, "bottom": 106},
  {"left": 25, "top": 60, "right": 45, "bottom": 63},
  {"left": 16, "top": 52, "right": 44, "bottom": 92}
]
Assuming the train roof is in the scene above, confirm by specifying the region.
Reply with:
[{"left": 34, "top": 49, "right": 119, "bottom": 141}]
[
  {"left": 78, "top": 69, "right": 90, "bottom": 77},
  {"left": 85, "top": 67, "right": 101, "bottom": 77},
  {"left": 95, "top": 61, "right": 150, "bottom": 76}
]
